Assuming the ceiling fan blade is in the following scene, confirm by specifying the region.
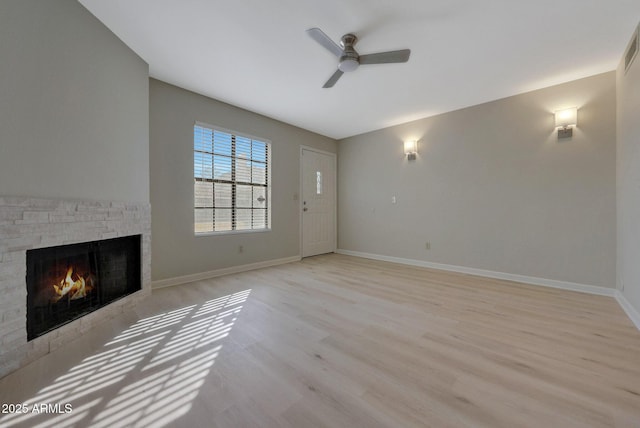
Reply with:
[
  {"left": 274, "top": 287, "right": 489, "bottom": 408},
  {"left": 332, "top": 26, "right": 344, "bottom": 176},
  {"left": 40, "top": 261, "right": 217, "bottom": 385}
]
[
  {"left": 323, "top": 69, "right": 344, "bottom": 88},
  {"left": 359, "top": 49, "right": 411, "bottom": 65},
  {"left": 306, "top": 28, "right": 343, "bottom": 58}
]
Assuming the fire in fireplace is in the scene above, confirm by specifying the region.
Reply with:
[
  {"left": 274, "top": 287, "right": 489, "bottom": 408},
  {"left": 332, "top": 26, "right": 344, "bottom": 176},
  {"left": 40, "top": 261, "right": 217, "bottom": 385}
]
[
  {"left": 26, "top": 235, "right": 141, "bottom": 340},
  {"left": 52, "top": 265, "right": 94, "bottom": 302}
]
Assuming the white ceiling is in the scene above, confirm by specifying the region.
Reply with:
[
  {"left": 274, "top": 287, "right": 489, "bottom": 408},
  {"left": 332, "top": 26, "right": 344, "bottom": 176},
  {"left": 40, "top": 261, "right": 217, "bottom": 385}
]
[{"left": 79, "top": 0, "right": 640, "bottom": 140}]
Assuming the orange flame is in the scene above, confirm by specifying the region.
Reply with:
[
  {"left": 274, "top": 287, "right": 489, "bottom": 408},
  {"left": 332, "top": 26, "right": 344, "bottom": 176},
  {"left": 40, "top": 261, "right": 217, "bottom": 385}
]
[{"left": 52, "top": 266, "right": 92, "bottom": 302}]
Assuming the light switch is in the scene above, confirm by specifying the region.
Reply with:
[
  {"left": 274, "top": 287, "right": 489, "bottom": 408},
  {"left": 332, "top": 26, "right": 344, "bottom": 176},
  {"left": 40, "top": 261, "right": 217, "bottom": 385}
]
[{"left": 391, "top": 196, "right": 397, "bottom": 204}]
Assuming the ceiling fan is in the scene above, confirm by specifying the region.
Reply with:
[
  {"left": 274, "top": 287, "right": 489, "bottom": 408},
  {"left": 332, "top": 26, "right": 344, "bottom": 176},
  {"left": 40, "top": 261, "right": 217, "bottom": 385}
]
[{"left": 306, "top": 27, "right": 411, "bottom": 88}]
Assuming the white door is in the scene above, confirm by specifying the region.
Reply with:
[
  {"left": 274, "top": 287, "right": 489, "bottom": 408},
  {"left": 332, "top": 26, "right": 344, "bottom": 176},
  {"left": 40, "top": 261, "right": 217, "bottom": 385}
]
[{"left": 301, "top": 148, "right": 336, "bottom": 257}]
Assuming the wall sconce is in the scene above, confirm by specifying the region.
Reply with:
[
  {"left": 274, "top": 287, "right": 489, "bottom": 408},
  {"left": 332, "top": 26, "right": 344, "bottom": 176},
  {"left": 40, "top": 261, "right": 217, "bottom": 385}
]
[
  {"left": 555, "top": 107, "right": 577, "bottom": 139},
  {"left": 404, "top": 140, "right": 417, "bottom": 160}
]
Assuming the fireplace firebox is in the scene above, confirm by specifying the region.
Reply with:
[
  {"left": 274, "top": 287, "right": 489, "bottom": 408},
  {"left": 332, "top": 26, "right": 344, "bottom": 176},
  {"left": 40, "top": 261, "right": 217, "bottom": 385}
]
[{"left": 26, "top": 235, "right": 141, "bottom": 340}]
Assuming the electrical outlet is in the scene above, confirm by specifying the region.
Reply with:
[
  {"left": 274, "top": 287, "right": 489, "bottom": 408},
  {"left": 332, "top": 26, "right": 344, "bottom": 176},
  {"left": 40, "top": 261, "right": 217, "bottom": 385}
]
[
  {"left": 238, "top": 245, "right": 244, "bottom": 254},
  {"left": 425, "top": 241, "right": 431, "bottom": 250}
]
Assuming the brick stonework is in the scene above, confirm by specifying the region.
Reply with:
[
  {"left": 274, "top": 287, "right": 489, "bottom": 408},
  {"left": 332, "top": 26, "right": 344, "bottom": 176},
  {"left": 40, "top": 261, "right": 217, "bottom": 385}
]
[{"left": 0, "top": 197, "right": 151, "bottom": 379}]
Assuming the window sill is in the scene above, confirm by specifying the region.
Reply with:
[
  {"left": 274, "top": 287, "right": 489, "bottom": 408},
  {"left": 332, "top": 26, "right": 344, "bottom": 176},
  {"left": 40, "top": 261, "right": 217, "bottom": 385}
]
[{"left": 195, "top": 228, "right": 271, "bottom": 237}]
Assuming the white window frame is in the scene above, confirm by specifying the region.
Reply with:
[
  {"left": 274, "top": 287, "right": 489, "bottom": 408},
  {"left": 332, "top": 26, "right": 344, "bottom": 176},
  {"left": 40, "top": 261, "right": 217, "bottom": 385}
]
[{"left": 194, "top": 122, "right": 271, "bottom": 235}]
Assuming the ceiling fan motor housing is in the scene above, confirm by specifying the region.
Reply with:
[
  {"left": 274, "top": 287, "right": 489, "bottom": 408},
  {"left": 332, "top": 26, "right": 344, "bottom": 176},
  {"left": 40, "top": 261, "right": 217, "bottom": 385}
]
[{"left": 338, "top": 34, "right": 359, "bottom": 72}]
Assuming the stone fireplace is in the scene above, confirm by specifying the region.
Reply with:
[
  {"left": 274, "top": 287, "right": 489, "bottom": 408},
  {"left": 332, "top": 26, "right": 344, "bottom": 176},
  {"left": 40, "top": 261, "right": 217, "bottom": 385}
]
[{"left": 0, "top": 197, "right": 151, "bottom": 378}]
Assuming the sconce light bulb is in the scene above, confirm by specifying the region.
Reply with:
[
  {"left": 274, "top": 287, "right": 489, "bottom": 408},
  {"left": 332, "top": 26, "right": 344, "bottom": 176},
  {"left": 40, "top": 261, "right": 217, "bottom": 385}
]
[{"left": 555, "top": 107, "right": 578, "bottom": 128}]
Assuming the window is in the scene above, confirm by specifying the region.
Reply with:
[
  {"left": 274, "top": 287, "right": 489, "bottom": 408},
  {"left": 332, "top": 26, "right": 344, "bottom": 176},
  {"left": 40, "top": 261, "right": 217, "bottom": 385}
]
[
  {"left": 194, "top": 123, "right": 271, "bottom": 234},
  {"left": 316, "top": 171, "right": 323, "bottom": 195}
]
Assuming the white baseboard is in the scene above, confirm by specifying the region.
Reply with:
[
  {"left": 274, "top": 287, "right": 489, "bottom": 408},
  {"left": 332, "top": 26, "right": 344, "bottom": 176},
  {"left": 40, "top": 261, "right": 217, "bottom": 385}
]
[
  {"left": 151, "top": 255, "right": 301, "bottom": 289},
  {"left": 336, "top": 249, "right": 616, "bottom": 297},
  {"left": 615, "top": 291, "right": 640, "bottom": 330}
]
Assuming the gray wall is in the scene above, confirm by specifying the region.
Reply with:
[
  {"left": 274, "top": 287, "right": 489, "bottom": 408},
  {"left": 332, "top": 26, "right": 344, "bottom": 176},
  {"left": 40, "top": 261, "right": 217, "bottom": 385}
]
[
  {"left": 0, "top": 0, "right": 149, "bottom": 204},
  {"left": 617, "top": 27, "right": 640, "bottom": 312},
  {"left": 149, "top": 79, "right": 336, "bottom": 281},
  {"left": 338, "top": 72, "right": 616, "bottom": 288}
]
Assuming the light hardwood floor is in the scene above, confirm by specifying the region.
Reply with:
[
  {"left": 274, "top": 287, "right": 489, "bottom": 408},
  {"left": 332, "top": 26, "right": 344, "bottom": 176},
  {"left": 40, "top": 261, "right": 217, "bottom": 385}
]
[{"left": 1, "top": 254, "right": 639, "bottom": 427}]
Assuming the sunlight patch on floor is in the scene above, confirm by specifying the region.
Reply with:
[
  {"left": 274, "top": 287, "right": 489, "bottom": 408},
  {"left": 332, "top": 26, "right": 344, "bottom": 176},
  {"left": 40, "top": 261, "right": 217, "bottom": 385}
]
[{"left": 0, "top": 289, "right": 251, "bottom": 428}]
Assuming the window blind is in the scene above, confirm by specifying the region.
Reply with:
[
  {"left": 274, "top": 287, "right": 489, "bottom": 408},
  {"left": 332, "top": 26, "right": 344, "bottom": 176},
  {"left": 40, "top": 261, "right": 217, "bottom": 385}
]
[{"left": 194, "top": 124, "right": 271, "bottom": 233}]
